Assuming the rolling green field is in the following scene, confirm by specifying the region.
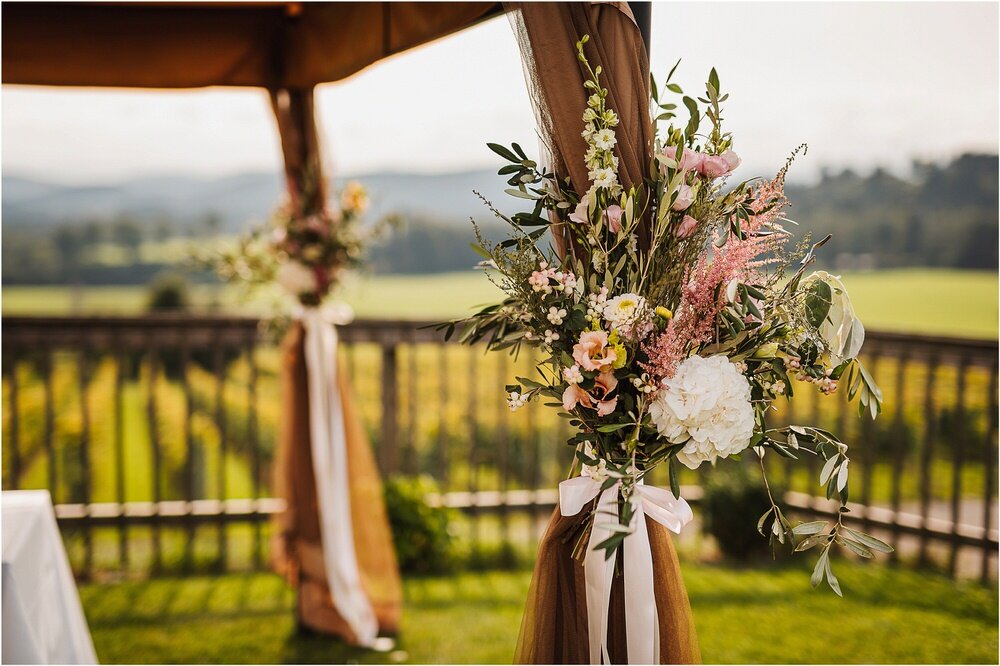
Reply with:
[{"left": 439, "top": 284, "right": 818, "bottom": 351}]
[{"left": 3, "top": 268, "right": 997, "bottom": 337}]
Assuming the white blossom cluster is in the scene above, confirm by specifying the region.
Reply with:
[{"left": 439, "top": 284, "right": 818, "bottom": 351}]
[{"left": 581, "top": 92, "right": 621, "bottom": 200}]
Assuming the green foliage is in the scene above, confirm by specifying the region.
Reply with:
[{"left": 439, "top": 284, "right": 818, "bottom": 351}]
[
  {"left": 384, "top": 476, "right": 458, "bottom": 575},
  {"left": 146, "top": 272, "right": 191, "bottom": 311},
  {"left": 703, "top": 463, "right": 777, "bottom": 561}
]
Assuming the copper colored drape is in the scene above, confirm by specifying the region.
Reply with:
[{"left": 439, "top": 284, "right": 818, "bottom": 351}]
[
  {"left": 507, "top": 3, "right": 700, "bottom": 663},
  {"left": 273, "top": 322, "right": 403, "bottom": 640},
  {"left": 507, "top": 1, "right": 655, "bottom": 255}
]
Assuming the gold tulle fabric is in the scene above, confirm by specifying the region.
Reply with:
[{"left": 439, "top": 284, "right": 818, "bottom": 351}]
[
  {"left": 513, "top": 507, "right": 700, "bottom": 664},
  {"left": 272, "top": 322, "right": 403, "bottom": 641},
  {"left": 505, "top": 3, "right": 700, "bottom": 662}
]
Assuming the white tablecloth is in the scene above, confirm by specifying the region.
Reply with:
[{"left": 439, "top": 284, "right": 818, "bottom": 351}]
[{"left": 2, "top": 490, "right": 98, "bottom": 664}]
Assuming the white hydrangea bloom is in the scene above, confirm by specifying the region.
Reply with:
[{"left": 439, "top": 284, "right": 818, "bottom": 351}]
[{"left": 649, "top": 355, "right": 755, "bottom": 470}]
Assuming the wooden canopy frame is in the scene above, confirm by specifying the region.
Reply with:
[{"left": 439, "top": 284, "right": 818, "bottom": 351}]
[{"left": 2, "top": 1, "right": 649, "bottom": 216}]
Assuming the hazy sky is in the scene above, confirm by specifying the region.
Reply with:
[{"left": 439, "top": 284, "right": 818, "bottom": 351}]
[{"left": 2, "top": 2, "right": 997, "bottom": 185}]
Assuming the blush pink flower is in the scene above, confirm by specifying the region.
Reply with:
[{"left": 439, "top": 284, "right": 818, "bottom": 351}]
[
  {"left": 561, "top": 370, "right": 619, "bottom": 415},
  {"left": 569, "top": 200, "right": 590, "bottom": 225},
  {"left": 721, "top": 149, "right": 741, "bottom": 171},
  {"left": 604, "top": 204, "right": 623, "bottom": 233},
  {"left": 671, "top": 183, "right": 694, "bottom": 211},
  {"left": 676, "top": 214, "right": 699, "bottom": 239},
  {"left": 572, "top": 330, "right": 617, "bottom": 372},
  {"left": 661, "top": 145, "right": 705, "bottom": 173},
  {"left": 699, "top": 155, "right": 731, "bottom": 179}
]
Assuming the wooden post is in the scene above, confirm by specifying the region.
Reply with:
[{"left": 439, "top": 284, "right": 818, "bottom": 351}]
[{"left": 269, "top": 87, "right": 325, "bottom": 216}]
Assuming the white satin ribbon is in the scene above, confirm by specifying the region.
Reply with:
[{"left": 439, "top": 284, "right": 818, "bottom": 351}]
[
  {"left": 301, "top": 307, "right": 378, "bottom": 647},
  {"left": 559, "top": 473, "right": 693, "bottom": 664}
]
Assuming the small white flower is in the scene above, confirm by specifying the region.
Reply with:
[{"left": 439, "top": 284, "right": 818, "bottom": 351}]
[
  {"left": 628, "top": 234, "right": 639, "bottom": 253},
  {"left": 602, "top": 293, "right": 647, "bottom": 328},
  {"left": 507, "top": 391, "right": 529, "bottom": 411},
  {"left": 547, "top": 307, "right": 567, "bottom": 325},
  {"left": 581, "top": 457, "right": 610, "bottom": 482},
  {"left": 543, "top": 329, "right": 560, "bottom": 345},
  {"left": 587, "top": 93, "right": 602, "bottom": 109},
  {"left": 563, "top": 365, "right": 584, "bottom": 385},
  {"left": 593, "top": 128, "right": 617, "bottom": 151},
  {"left": 589, "top": 167, "right": 617, "bottom": 190}
]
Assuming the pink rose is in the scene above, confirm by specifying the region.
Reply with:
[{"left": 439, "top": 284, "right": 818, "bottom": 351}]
[
  {"left": 572, "top": 330, "right": 617, "bottom": 372},
  {"left": 569, "top": 200, "right": 589, "bottom": 225},
  {"left": 676, "top": 214, "right": 699, "bottom": 239},
  {"left": 604, "top": 204, "right": 623, "bottom": 233},
  {"left": 661, "top": 145, "right": 705, "bottom": 173},
  {"left": 721, "top": 149, "right": 741, "bottom": 171},
  {"left": 699, "top": 155, "right": 731, "bottom": 179},
  {"left": 671, "top": 183, "right": 694, "bottom": 211}
]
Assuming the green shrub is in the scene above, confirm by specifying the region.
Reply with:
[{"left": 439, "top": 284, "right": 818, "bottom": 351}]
[
  {"left": 702, "top": 462, "right": 779, "bottom": 561},
  {"left": 384, "top": 475, "right": 457, "bottom": 575}
]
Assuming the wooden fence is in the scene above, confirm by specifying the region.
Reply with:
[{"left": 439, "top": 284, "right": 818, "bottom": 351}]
[{"left": 2, "top": 315, "right": 996, "bottom": 581}]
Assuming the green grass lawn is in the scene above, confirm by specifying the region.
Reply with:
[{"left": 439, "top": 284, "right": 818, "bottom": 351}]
[
  {"left": 4, "top": 268, "right": 997, "bottom": 337},
  {"left": 80, "top": 561, "right": 997, "bottom": 664}
]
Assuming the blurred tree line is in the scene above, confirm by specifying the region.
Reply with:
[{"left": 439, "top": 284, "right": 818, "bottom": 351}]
[{"left": 3, "top": 153, "right": 995, "bottom": 286}]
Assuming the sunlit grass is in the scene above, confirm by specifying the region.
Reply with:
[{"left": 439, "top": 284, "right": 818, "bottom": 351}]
[{"left": 79, "top": 561, "right": 998, "bottom": 664}]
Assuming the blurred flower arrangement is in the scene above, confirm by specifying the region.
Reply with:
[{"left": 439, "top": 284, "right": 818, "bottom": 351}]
[
  {"left": 442, "top": 36, "right": 889, "bottom": 592},
  {"left": 208, "top": 179, "right": 388, "bottom": 307}
]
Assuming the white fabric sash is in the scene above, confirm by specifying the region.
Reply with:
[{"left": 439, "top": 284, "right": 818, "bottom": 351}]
[
  {"left": 559, "top": 474, "right": 693, "bottom": 664},
  {"left": 301, "top": 307, "right": 378, "bottom": 647}
]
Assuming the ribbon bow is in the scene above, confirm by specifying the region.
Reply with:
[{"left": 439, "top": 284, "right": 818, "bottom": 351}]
[{"left": 559, "top": 472, "right": 693, "bottom": 664}]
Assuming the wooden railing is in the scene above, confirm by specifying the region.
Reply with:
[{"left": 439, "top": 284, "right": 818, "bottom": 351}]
[{"left": 2, "top": 315, "right": 996, "bottom": 580}]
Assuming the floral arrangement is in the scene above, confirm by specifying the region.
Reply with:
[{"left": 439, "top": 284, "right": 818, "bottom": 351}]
[
  {"left": 442, "top": 36, "right": 889, "bottom": 592},
  {"left": 210, "top": 180, "right": 384, "bottom": 307}
]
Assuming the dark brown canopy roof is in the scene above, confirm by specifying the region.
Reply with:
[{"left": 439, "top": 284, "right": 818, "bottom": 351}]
[{"left": 2, "top": 2, "right": 501, "bottom": 89}]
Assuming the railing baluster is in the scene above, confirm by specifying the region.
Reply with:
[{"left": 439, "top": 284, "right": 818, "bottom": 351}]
[
  {"left": 889, "top": 353, "right": 909, "bottom": 563},
  {"left": 115, "top": 347, "right": 128, "bottom": 570},
  {"left": 7, "top": 359, "right": 21, "bottom": 489},
  {"left": 77, "top": 351, "right": 93, "bottom": 578},
  {"left": 406, "top": 332, "right": 418, "bottom": 474},
  {"left": 247, "top": 333, "right": 262, "bottom": 570},
  {"left": 181, "top": 339, "right": 195, "bottom": 571},
  {"left": 467, "top": 345, "right": 479, "bottom": 552},
  {"left": 497, "top": 351, "right": 510, "bottom": 549},
  {"left": 437, "top": 343, "right": 449, "bottom": 490},
  {"left": 918, "top": 355, "right": 939, "bottom": 568},
  {"left": 860, "top": 351, "right": 880, "bottom": 534},
  {"left": 380, "top": 343, "right": 399, "bottom": 475},
  {"left": 982, "top": 365, "right": 997, "bottom": 583},
  {"left": 43, "top": 351, "right": 56, "bottom": 501},
  {"left": 213, "top": 339, "right": 228, "bottom": 571},
  {"left": 947, "top": 356, "right": 970, "bottom": 577},
  {"left": 147, "top": 342, "right": 162, "bottom": 573}
]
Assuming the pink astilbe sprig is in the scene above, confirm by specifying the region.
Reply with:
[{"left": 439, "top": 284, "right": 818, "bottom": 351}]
[{"left": 643, "top": 177, "right": 790, "bottom": 382}]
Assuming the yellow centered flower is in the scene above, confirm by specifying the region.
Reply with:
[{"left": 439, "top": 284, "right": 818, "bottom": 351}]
[{"left": 655, "top": 306, "right": 673, "bottom": 320}]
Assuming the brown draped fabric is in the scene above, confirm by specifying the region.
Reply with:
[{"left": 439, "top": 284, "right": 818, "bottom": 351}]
[
  {"left": 2, "top": 2, "right": 501, "bottom": 89},
  {"left": 507, "top": 1, "right": 655, "bottom": 256},
  {"left": 273, "top": 322, "right": 403, "bottom": 641},
  {"left": 506, "top": 3, "right": 700, "bottom": 663}
]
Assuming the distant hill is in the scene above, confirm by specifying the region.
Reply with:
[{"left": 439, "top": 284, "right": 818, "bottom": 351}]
[
  {"left": 2, "top": 168, "right": 518, "bottom": 231},
  {"left": 2, "top": 153, "right": 996, "bottom": 285}
]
